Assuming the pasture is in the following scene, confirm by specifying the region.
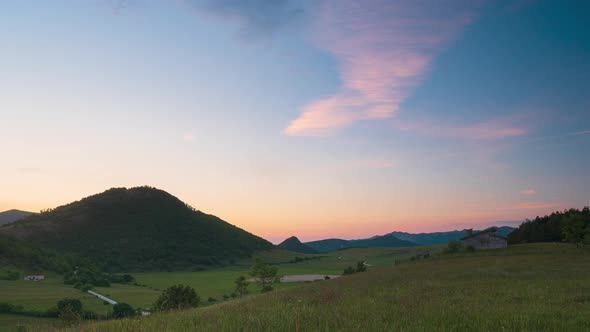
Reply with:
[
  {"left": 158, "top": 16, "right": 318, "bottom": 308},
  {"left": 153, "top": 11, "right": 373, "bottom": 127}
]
[
  {"left": 67, "top": 243, "right": 590, "bottom": 331},
  {"left": 0, "top": 246, "right": 432, "bottom": 330}
]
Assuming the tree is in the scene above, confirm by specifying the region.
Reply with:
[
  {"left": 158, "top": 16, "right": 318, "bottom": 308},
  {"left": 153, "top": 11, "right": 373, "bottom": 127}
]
[
  {"left": 356, "top": 261, "right": 367, "bottom": 273},
  {"left": 342, "top": 266, "right": 355, "bottom": 275},
  {"left": 153, "top": 284, "right": 200, "bottom": 311},
  {"left": 234, "top": 276, "right": 249, "bottom": 296},
  {"left": 250, "top": 259, "right": 278, "bottom": 292},
  {"left": 112, "top": 303, "right": 135, "bottom": 319},
  {"left": 445, "top": 240, "right": 464, "bottom": 253},
  {"left": 57, "top": 298, "right": 82, "bottom": 326}
]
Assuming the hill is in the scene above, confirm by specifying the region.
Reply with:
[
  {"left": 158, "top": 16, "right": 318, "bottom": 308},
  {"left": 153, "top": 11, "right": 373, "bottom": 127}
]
[
  {"left": 305, "top": 235, "right": 416, "bottom": 253},
  {"left": 389, "top": 226, "right": 515, "bottom": 245},
  {"left": 277, "top": 236, "right": 318, "bottom": 254},
  {"left": 0, "top": 187, "right": 273, "bottom": 271},
  {"left": 0, "top": 209, "right": 33, "bottom": 225}
]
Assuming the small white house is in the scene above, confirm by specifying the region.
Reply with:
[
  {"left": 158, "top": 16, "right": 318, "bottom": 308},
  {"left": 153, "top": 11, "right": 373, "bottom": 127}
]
[{"left": 24, "top": 274, "right": 45, "bottom": 281}]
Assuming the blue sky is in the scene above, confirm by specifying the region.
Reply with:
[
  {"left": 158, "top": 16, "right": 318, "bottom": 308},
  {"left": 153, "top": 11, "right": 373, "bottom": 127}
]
[{"left": 0, "top": 0, "right": 588, "bottom": 242}]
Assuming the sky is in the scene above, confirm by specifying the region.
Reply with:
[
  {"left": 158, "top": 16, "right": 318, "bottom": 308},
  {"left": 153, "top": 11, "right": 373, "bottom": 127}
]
[{"left": 1, "top": 0, "right": 589, "bottom": 243}]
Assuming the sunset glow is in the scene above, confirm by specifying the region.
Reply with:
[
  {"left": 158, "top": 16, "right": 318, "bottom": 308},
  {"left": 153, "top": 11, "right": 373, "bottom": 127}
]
[{"left": 1, "top": 0, "right": 589, "bottom": 244}]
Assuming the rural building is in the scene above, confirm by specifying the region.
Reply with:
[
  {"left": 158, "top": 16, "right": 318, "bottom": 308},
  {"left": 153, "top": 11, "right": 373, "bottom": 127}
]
[
  {"left": 461, "top": 227, "right": 507, "bottom": 250},
  {"left": 23, "top": 274, "right": 45, "bottom": 281}
]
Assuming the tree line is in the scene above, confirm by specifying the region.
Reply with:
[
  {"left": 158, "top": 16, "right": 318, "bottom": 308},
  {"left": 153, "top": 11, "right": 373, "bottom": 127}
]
[{"left": 508, "top": 207, "right": 590, "bottom": 245}]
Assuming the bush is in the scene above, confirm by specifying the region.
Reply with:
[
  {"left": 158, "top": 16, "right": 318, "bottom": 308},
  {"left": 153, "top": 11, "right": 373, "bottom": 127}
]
[
  {"left": 234, "top": 276, "right": 249, "bottom": 296},
  {"left": 324, "top": 275, "right": 331, "bottom": 280},
  {"left": 112, "top": 303, "right": 135, "bottom": 319},
  {"left": 342, "top": 266, "right": 355, "bottom": 275},
  {"left": 207, "top": 297, "right": 217, "bottom": 303},
  {"left": 0, "top": 270, "right": 20, "bottom": 280},
  {"left": 445, "top": 240, "right": 464, "bottom": 253},
  {"left": 153, "top": 285, "right": 200, "bottom": 311},
  {"left": 57, "top": 298, "right": 82, "bottom": 326},
  {"left": 356, "top": 261, "right": 367, "bottom": 273}
]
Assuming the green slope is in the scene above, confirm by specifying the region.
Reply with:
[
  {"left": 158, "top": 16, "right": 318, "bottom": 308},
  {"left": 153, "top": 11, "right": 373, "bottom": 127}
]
[
  {"left": 66, "top": 243, "right": 590, "bottom": 332},
  {"left": 0, "top": 186, "right": 272, "bottom": 272}
]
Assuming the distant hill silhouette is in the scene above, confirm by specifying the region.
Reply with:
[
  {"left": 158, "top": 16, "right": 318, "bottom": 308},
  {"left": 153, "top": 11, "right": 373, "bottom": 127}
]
[
  {"left": 389, "top": 226, "right": 515, "bottom": 245},
  {"left": 0, "top": 187, "right": 272, "bottom": 271},
  {"left": 305, "top": 235, "right": 417, "bottom": 253},
  {"left": 305, "top": 226, "right": 516, "bottom": 252},
  {"left": 0, "top": 209, "right": 33, "bottom": 225},
  {"left": 278, "top": 236, "right": 318, "bottom": 254}
]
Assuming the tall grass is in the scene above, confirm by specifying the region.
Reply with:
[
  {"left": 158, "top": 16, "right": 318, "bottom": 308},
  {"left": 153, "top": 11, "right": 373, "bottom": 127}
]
[{"left": 64, "top": 243, "right": 590, "bottom": 331}]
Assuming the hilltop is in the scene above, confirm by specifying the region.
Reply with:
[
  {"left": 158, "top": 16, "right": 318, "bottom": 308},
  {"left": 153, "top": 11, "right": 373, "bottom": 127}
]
[
  {"left": 0, "top": 187, "right": 272, "bottom": 271},
  {"left": 277, "top": 236, "right": 318, "bottom": 254},
  {"left": 0, "top": 209, "right": 33, "bottom": 225}
]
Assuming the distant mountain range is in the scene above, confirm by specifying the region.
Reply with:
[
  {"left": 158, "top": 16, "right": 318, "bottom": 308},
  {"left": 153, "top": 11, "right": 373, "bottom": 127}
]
[
  {"left": 278, "top": 236, "right": 318, "bottom": 254},
  {"left": 0, "top": 209, "right": 33, "bottom": 225},
  {"left": 305, "top": 235, "right": 417, "bottom": 253},
  {"left": 302, "top": 226, "right": 516, "bottom": 253},
  {"left": 388, "top": 226, "right": 515, "bottom": 245},
  {"left": 0, "top": 187, "right": 272, "bottom": 271}
]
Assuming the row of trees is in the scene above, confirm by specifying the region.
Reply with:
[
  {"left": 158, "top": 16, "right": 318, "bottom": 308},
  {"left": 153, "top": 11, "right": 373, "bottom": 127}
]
[{"left": 508, "top": 207, "right": 590, "bottom": 245}]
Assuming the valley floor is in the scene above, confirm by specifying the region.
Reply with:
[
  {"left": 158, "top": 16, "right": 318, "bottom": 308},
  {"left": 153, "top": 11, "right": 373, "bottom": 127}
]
[{"left": 64, "top": 243, "right": 590, "bottom": 331}]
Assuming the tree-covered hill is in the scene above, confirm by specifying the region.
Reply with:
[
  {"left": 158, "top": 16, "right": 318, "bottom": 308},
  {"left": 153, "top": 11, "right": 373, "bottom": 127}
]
[
  {"left": 0, "top": 186, "right": 273, "bottom": 272},
  {"left": 305, "top": 235, "right": 417, "bottom": 253},
  {"left": 0, "top": 209, "right": 33, "bottom": 225},
  {"left": 508, "top": 207, "right": 590, "bottom": 244},
  {"left": 278, "top": 236, "right": 318, "bottom": 254}
]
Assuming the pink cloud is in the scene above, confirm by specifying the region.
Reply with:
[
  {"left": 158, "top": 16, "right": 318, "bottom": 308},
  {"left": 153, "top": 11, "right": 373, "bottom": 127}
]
[
  {"left": 394, "top": 116, "right": 529, "bottom": 140},
  {"left": 513, "top": 202, "right": 560, "bottom": 210},
  {"left": 285, "top": 0, "right": 484, "bottom": 136},
  {"left": 520, "top": 189, "right": 536, "bottom": 195}
]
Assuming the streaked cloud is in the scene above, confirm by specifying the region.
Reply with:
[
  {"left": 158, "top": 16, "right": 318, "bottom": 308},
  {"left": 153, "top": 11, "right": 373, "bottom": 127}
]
[
  {"left": 520, "top": 189, "right": 536, "bottom": 195},
  {"left": 513, "top": 202, "right": 560, "bottom": 210},
  {"left": 395, "top": 117, "right": 528, "bottom": 141},
  {"left": 285, "top": 0, "right": 484, "bottom": 136},
  {"left": 187, "top": 0, "right": 306, "bottom": 41}
]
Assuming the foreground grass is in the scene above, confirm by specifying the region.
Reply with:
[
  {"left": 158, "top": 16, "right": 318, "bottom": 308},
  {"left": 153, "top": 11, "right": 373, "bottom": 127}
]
[{"left": 68, "top": 243, "right": 590, "bottom": 331}]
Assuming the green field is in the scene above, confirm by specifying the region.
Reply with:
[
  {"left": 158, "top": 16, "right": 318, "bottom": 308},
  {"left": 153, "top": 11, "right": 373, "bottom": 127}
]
[
  {"left": 65, "top": 243, "right": 590, "bottom": 331},
  {"left": 0, "top": 246, "right": 432, "bottom": 330}
]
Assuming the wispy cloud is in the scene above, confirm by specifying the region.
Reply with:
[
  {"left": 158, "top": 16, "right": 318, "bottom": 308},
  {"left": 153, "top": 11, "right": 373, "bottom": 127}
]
[
  {"left": 285, "top": 0, "right": 484, "bottom": 136},
  {"left": 394, "top": 117, "right": 529, "bottom": 141},
  {"left": 513, "top": 202, "right": 560, "bottom": 210},
  {"left": 187, "top": 0, "right": 306, "bottom": 41},
  {"left": 520, "top": 189, "right": 536, "bottom": 195},
  {"left": 569, "top": 130, "right": 590, "bottom": 136}
]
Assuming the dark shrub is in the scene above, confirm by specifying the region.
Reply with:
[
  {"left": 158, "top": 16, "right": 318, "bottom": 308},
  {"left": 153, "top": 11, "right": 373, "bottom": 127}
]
[
  {"left": 112, "top": 303, "right": 135, "bottom": 319},
  {"left": 153, "top": 285, "right": 200, "bottom": 311}
]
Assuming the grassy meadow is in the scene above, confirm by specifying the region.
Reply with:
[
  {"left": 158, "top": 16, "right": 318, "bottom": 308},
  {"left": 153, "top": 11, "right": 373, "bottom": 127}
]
[
  {"left": 0, "top": 246, "right": 434, "bottom": 331},
  {"left": 60, "top": 243, "right": 590, "bottom": 332}
]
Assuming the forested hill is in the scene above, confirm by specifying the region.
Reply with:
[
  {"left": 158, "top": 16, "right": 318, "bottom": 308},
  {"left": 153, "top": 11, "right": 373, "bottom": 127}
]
[
  {"left": 508, "top": 207, "right": 590, "bottom": 244},
  {"left": 0, "top": 209, "right": 33, "bottom": 225},
  {"left": 0, "top": 186, "right": 273, "bottom": 271}
]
